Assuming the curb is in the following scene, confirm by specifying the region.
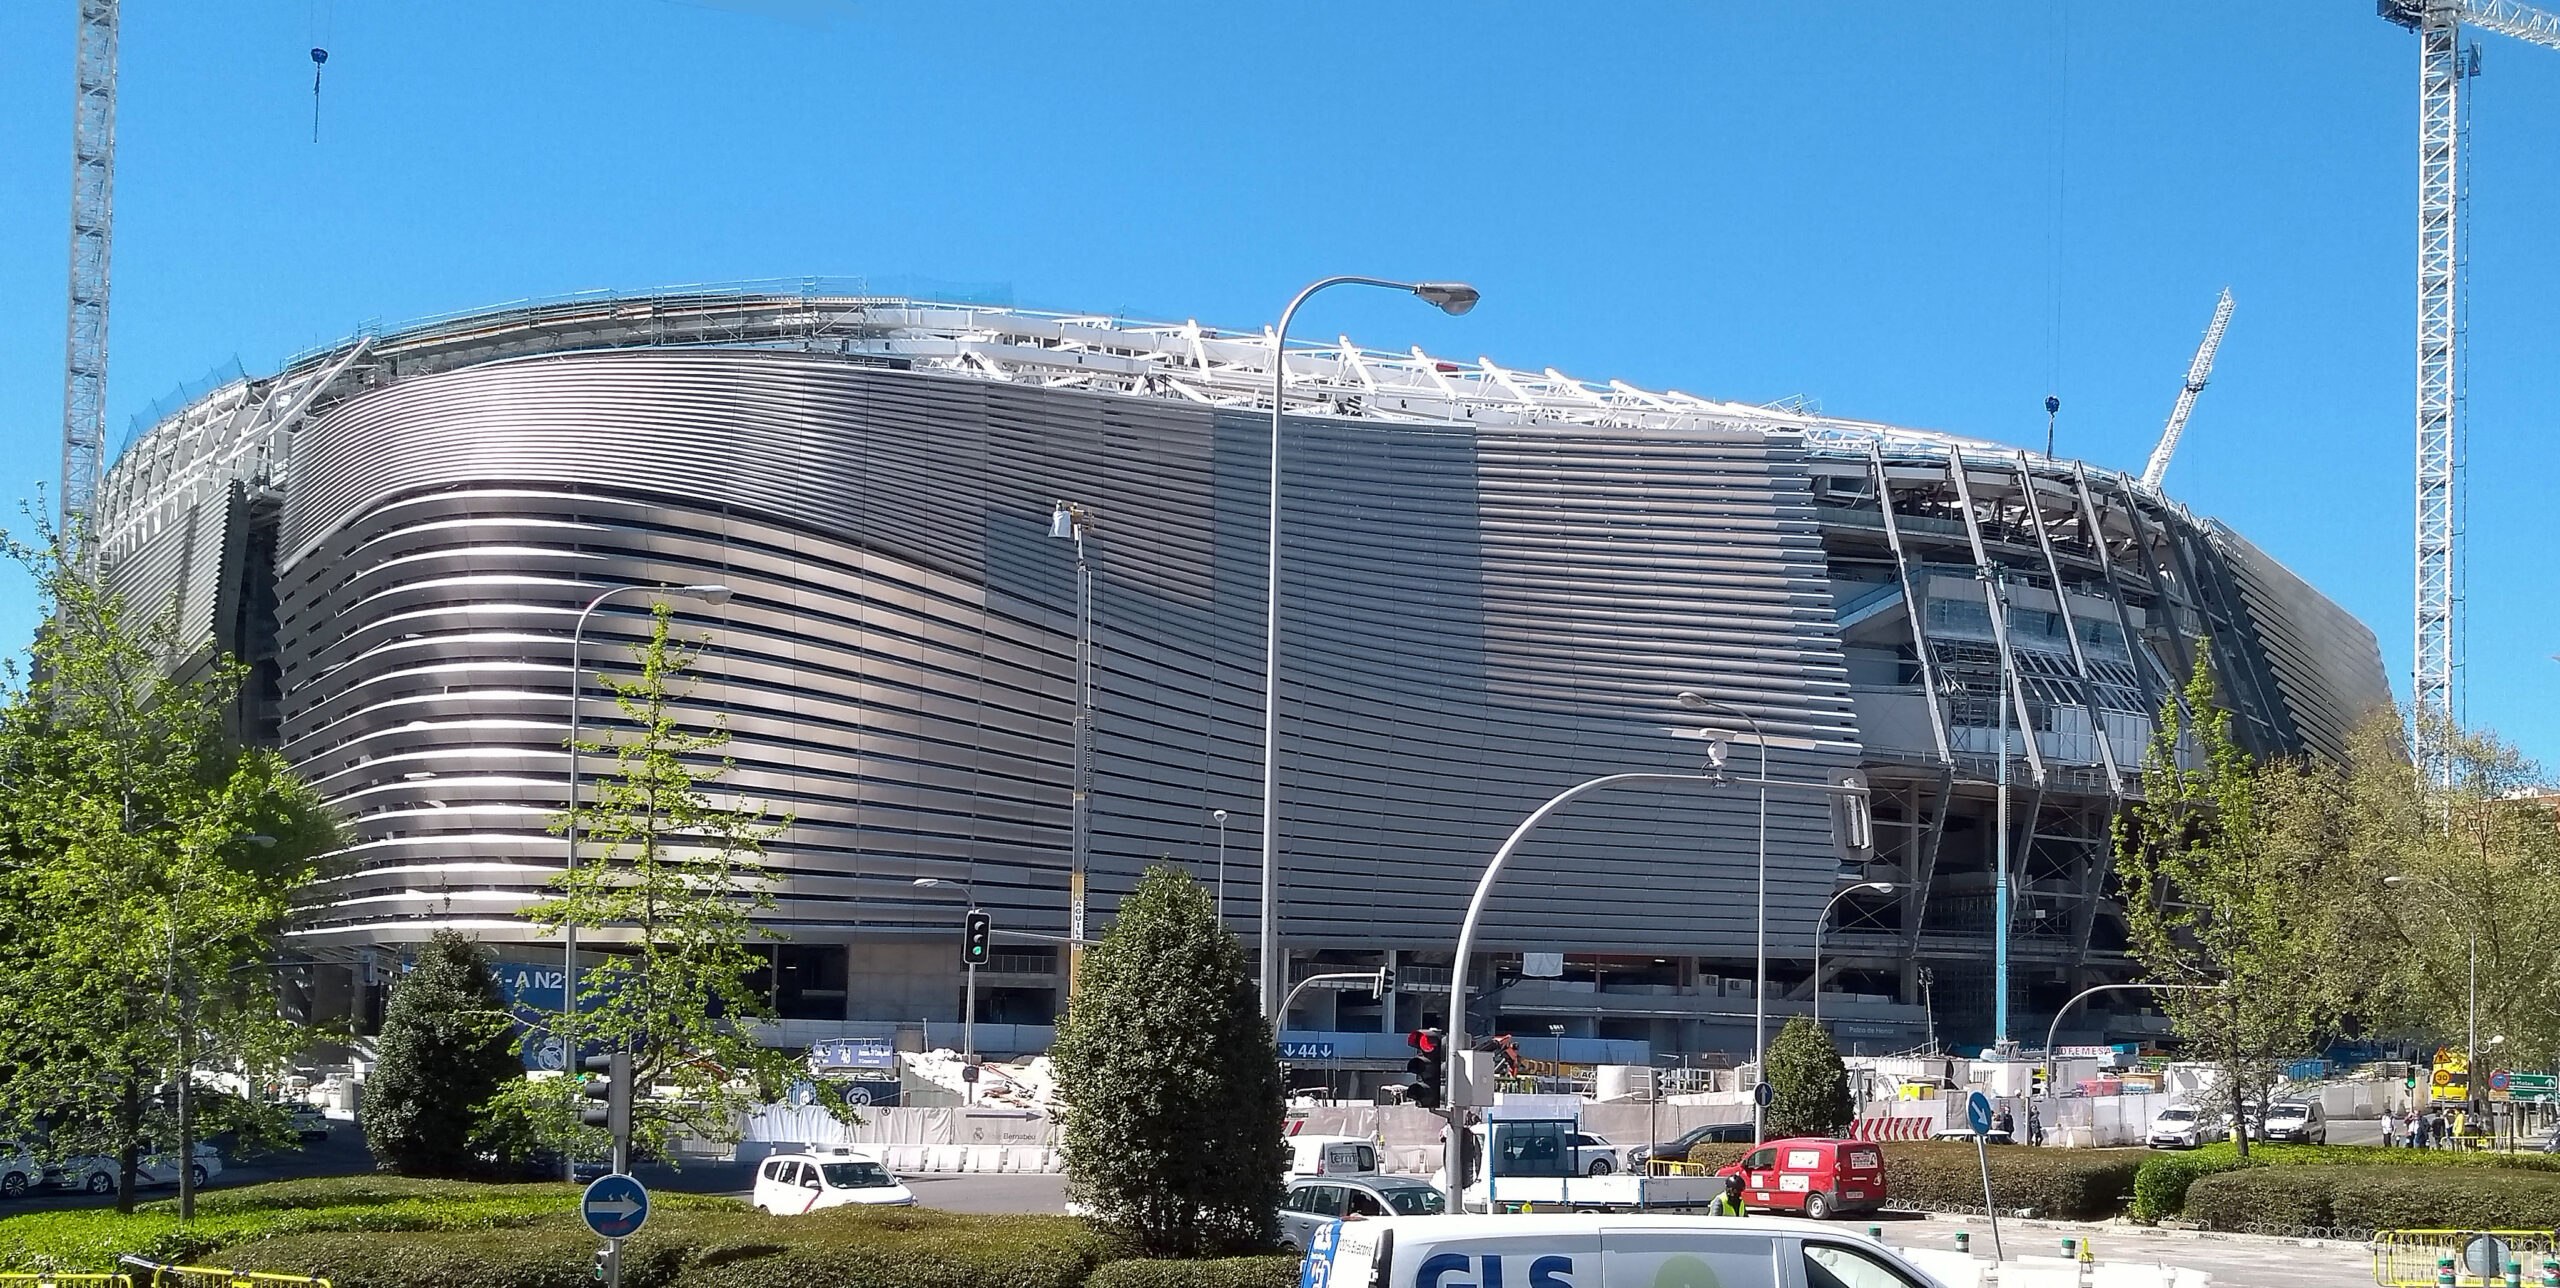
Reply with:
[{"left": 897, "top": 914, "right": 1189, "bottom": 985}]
[{"left": 1914, "top": 1211, "right": 2372, "bottom": 1253}]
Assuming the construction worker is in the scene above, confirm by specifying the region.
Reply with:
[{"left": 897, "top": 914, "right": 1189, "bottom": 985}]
[{"left": 1712, "top": 1172, "right": 1747, "bottom": 1217}]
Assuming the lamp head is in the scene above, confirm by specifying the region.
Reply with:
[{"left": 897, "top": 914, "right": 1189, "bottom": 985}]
[
  {"left": 1862, "top": 881, "right": 1898, "bottom": 894},
  {"left": 1049, "top": 505, "right": 1079, "bottom": 540},
  {"left": 912, "top": 877, "right": 943, "bottom": 889},
  {"left": 1676, "top": 690, "right": 1716, "bottom": 712},
  {"left": 1213, "top": 809, "right": 1228, "bottom": 823},
  {"left": 1698, "top": 729, "right": 1734, "bottom": 771},
  {"left": 1412, "top": 282, "right": 1481, "bottom": 316},
  {"left": 680, "top": 583, "right": 733, "bottom": 606}
]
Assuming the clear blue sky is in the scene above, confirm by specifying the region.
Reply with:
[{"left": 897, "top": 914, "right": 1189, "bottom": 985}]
[{"left": 2, "top": 2, "right": 2553, "bottom": 769}]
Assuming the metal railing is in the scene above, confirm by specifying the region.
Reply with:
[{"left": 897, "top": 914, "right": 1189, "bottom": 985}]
[
  {"left": 0, "top": 1276, "right": 135, "bottom": 1288},
  {"left": 117, "top": 1256, "right": 332, "bottom": 1288},
  {"left": 2372, "top": 1230, "right": 2559, "bottom": 1287}
]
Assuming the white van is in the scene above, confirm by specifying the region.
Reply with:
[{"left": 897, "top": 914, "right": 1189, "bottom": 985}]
[
  {"left": 1300, "top": 1214, "right": 1951, "bottom": 1288},
  {"left": 752, "top": 1148, "right": 916, "bottom": 1214},
  {"left": 1291, "top": 1134, "right": 1382, "bottom": 1178}
]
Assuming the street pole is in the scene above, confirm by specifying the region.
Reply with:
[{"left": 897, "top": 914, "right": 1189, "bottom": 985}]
[
  {"left": 1985, "top": 569, "right": 2015, "bottom": 1051},
  {"left": 562, "top": 580, "right": 728, "bottom": 1182},
  {"left": 1440, "top": 758, "right": 1871, "bottom": 1209},
  {"left": 1261, "top": 275, "right": 1478, "bottom": 1017},
  {"left": 1213, "top": 809, "right": 1229, "bottom": 921},
  {"left": 1049, "top": 504, "right": 1095, "bottom": 1005},
  {"left": 1813, "top": 882, "right": 1898, "bottom": 1027},
  {"left": 1676, "top": 692, "right": 1769, "bottom": 1143}
]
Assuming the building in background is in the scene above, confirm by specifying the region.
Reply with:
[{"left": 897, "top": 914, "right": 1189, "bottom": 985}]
[{"left": 91, "top": 284, "right": 2391, "bottom": 1082}]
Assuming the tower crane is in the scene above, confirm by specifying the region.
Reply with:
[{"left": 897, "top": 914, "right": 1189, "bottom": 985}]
[
  {"left": 59, "top": 0, "right": 119, "bottom": 547},
  {"left": 2379, "top": 0, "right": 2560, "bottom": 734},
  {"left": 2139, "top": 288, "right": 2234, "bottom": 491}
]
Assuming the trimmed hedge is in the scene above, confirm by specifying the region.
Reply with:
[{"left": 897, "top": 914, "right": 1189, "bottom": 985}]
[
  {"left": 1086, "top": 1256, "right": 1305, "bottom": 1288},
  {"left": 2184, "top": 1164, "right": 2560, "bottom": 1235},
  {"left": 1685, "top": 1140, "right": 2141, "bottom": 1221},
  {"left": 1881, "top": 1143, "right": 2144, "bottom": 1220},
  {"left": 2130, "top": 1141, "right": 2560, "bottom": 1223}
]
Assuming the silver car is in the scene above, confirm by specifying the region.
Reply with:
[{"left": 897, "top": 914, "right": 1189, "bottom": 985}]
[{"left": 1277, "top": 1174, "right": 1448, "bottom": 1250}]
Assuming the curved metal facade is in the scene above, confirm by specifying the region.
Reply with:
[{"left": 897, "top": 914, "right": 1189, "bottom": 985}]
[{"left": 92, "top": 287, "right": 2393, "bottom": 1049}]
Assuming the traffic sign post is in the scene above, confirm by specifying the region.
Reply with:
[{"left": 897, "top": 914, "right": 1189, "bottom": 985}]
[
  {"left": 1967, "top": 1091, "right": 2003, "bottom": 1262},
  {"left": 583, "top": 1173, "right": 651, "bottom": 1288}
]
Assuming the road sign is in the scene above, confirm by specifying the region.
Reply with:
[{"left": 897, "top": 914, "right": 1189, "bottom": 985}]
[
  {"left": 1280, "top": 1041, "right": 1335, "bottom": 1061},
  {"left": 1967, "top": 1091, "right": 1994, "bottom": 1136},
  {"left": 1754, "top": 1080, "right": 1774, "bottom": 1108},
  {"left": 581, "top": 1173, "right": 650, "bottom": 1240},
  {"left": 2465, "top": 1235, "right": 2514, "bottom": 1280},
  {"left": 2490, "top": 1070, "right": 2513, "bottom": 1092}
]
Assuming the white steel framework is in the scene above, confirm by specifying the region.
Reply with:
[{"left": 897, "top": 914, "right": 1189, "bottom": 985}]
[
  {"left": 2140, "top": 289, "right": 2233, "bottom": 491},
  {"left": 2383, "top": 0, "right": 2560, "bottom": 735},
  {"left": 59, "top": 0, "right": 119, "bottom": 539}
]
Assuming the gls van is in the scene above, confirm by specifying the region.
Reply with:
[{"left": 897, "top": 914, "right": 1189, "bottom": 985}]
[{"left": 1301, "top": 1214, "right": 1949, "bottom": 1288}]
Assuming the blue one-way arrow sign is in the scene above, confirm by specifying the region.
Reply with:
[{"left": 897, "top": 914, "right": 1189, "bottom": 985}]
[{"left": 582, "top": 1173, "right": 651, "bottom": 1240}]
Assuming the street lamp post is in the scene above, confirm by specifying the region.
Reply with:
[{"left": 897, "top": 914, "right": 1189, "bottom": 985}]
[
  {"left": 914, "top": 877, "right": 981, "bottom": 1101},
  {"left": 1049, "top": 504, "right": 1095, "bottom": 1004},
  {"left": 1261, "top": 275, "right": 1478, "bottom": 1017},
  {"left": 1676, "top": 691, "right": 1770, "bottom": 1139},
  {"left": 1212, "top": 808, "right": 1230, "bottom": 920},
  {"left": 2385, "top": 874, "right": 2478, "bottom": 1114},
  {"left": 1437, "top": 735, "right": 1871, "bottom": 1209},
  {"left": 560, "top": 580, "right": 729, "bottom": 1167},
  {"left": 1812, "top": 881, "right": 1898, "bottom": 1027}
]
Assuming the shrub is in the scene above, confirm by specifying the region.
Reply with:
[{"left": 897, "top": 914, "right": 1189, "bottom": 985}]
[
  {"left": 2129, "top": 1139, "right": 2560, "bottom": 1223},
  {"left": 1086, "top": 1255, "right": 1305, "bottom": 1288},
  {"left": 1878, "top": 1142, "right": 2143, "bottom": 1220},
  {"left": 2184, "top": 1165, "right": 2560, "bottom": 1235},
  {"left": 2130, "top": 1149, "right": 2260, "bottom": 1223},
  {"left": 1053, "top": 866, "right": 1283, "bottom": 1257},
  {"left": 1683, "top": 1143, "right": 1751, "bottom": 1170},
  {"left": 1765, "top": 1018, "right": 1853, "bottom": 1139},
  {"left": 367, "top": 931, "right": 525, "bottom": 1177}
]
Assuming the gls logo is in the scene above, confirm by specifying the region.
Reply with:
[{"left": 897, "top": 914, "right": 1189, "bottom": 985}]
[{"left": 1419, "top": 1254, "right": 1574, "bottom": 1288}]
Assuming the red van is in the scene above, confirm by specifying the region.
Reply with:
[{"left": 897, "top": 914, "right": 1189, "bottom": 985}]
[{"left": 1715, "top": 1137, "right": 1887, "bottom": 1220}]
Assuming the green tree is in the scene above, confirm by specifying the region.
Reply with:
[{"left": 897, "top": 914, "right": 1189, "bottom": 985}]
[
  {"left": 0, "top": 517, "right": 339, "bottom": 1214},
  {"left": 2114, "top": 652, "right": 2355, "bottom": 1158},
  {"left": 1052, "top": 865, "right": 1283, "bottom": 1257},
  {"left": 484, "top": 604, "right": 793, "bottom": 1165},
  {"left": 1764, "top": 1015, "right": 1852, "bottom": 1138},
  {"left": 365, "top": 932, "right": 522, "bottom": 1176}
]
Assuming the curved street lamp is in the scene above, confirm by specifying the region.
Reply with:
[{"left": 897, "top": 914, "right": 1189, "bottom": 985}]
[
  {"left": 1260, "top": 275, "right": 1478, "bottom": 1017},
  {"left": 1812, "top": 881, "right": 1898, "bottom": 1026}
]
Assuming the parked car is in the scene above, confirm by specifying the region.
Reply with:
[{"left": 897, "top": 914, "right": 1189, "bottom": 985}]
[
  {"left": 1626, "top": 1121, "right": 1754, "bottom": 1169},
  {"left": 751, "top": 1149, "right": 914, "bottom": 1214},
  {"left": 2258, "top": 1099, "right": 2327, "bottom": 1145},
  {"left": 0, "top": 1141, "right": 39, "bottom": 1200},
  {"left": 1277, "top": 1174, "right": 1448, "bottom": 1250},
  {"left": 57, "top": 1143, "right": 223, "bottom": 1194},
  {"left": 2145, "top": 1104, "right": 2226, "bottom": 1149},
  {"left": 1569, "top": 1132, "right": 1626, "bottom": 1176},
  {"left": 1286, "top": 1134, "right": 1379, "bottom": 1178},
  {"left": 1714, "top": 1138, "right": 1888, "bottom": 1221}
]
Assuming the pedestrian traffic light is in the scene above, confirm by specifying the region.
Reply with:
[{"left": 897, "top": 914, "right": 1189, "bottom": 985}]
[
  {"left": 581, "top": 1050, "right": 632, "bottom": 1142},
  {"left": 1399, "top": 1027, "right": 1446, "bottom": 1109},
  {"left": 962, "top": 910, "right": 992, "bottom": 967}
]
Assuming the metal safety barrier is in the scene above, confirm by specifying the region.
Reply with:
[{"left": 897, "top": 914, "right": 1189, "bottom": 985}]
[
  {"left": 1647, "top": 1160, "right": 1710, "bottom": 1176},
  {"left": 0, "top": 1275, "right": 135, "bottom": 1288},
  {"left": 115, "top": 1258, "right": 330, "bottom": 1288},
  {"left": 2372, "top": 1229, "right": 2560, "bottom": 1288}
]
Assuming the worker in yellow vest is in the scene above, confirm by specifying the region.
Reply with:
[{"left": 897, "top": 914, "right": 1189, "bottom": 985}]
[{"left": 1711, "top": 1172, "right": 1747, "bottom": 1217}]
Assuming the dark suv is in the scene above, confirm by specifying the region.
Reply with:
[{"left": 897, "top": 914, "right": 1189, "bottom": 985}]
[{"left": 1626, "top": 1120, "right": 1755, "bottom": 1168}]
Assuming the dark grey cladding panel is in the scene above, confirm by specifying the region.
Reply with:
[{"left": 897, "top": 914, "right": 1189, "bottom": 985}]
[
  {"left": 273, "top": 348, "right": 1858, "bottom": 954},
  {"left": 2207, "top": 521, "right": 2396, "bottom": 761}
]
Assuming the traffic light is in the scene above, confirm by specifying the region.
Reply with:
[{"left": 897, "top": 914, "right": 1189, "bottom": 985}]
[
  {"left": 962, "top": 910, "right": 992, "bottom": 967},
  {"left": 581, "top": 1050, "right": 632, "bottom": 1142},
  {"left": 1399, "top": 1028, "right": 1446, "bottom": 1109},
  {"left": 1374, "top": 966, "right": 1395, "bottom": 999},
  {"left": 2031, "top": 1065, "right": 2050, "bottom": 1097}
]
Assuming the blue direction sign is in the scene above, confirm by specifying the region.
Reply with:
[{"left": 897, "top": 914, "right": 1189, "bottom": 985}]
[
  {"left": 1966, "top": 1090, "right": 1994, "bottom": 1136},
  {"left": 1754, "top": 1080, "right": 1774, "bottom": 1108},
  {"left": 582, "top": 1173, "right": 650, "bottom": 1240},
  {"left": 1280, "top": 1041, "right": 1335, "bottom": 1061}
]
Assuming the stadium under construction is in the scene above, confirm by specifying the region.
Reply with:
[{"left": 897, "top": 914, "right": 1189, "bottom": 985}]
[{"left": 92, "top": 284, "right": 2392, "bottom": 1078}]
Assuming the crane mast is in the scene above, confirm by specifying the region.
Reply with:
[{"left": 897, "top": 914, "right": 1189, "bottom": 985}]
[
  {"left": 60, "top": 0, "right": 119, "bottom": 546},
  {"left": 2140, "top": 289, "right": 2234, "bottom": 490},
  {"left": 2383, "top": 0, "right": 2560, "bottom": 741}
]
